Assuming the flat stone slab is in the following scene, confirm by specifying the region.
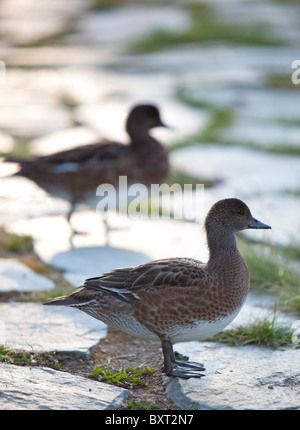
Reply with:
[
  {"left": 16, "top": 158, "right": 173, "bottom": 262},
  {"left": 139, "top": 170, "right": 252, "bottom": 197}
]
[
  {"left": 0, "top": 302, "right": 107, "bottom": 358},
  {"left": 164, "top": 293, "right": 300, "bottom": 410},
  {"left": 0, "top": 103, "right": 71, "bottom": 138},
  {"left": 126, "top": 44, "right": 298, "bottom": 79},
  {"left": 30, "top": 126, "right": 99, "bottom": 156},
  {"left": 165, "top": 342, "right": 300, "bottom": 410},
  {"left": 0, "top": 258, "right": 55, "bottom": 293},
  {"left": 76, "top": 5, "right": 189, "bottom": 45},
  {"left": 171, "top": 145, "right": 300, "bottom": 195},
  {"left": 171, "top": 145, "right": 300, "bottom": 245},
  {"left": 224, "top": 118, "right": 300, "bottom": 148},
  {"left": 0, "top": 0, "right": 88, "bottom": 46},
  {"left": 0, "top": 131, "right": 14, "bottom": 153},
  {"left": 0, "top": 176, "right": 69, "bottom": 224},
  {"left": 0, "top": 364, "right": 130, "bottom": 410},
  {"left": 183, "top": 85, "right": 300, "bottom": 121}
]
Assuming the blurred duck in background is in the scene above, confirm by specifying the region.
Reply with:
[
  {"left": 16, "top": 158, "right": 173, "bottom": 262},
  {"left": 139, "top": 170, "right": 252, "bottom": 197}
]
[{"left": 8, "top": 104, "right": 169, "bottom": 234}]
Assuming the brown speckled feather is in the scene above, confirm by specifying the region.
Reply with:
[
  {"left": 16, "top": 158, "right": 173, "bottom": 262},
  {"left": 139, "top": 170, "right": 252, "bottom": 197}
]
[
  {"left": 87, "top": 258, "right": 210, "bottom": 292},
  {"left": 45, "top": 253, "right": 248, "bottom": 333}
]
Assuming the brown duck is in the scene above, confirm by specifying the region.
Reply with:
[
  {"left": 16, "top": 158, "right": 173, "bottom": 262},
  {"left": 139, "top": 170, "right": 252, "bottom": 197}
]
[
  {"left": 12, "top": 104, "right": 169, "bottom": 231},
  {"left": 44, "top": 198, "right": 271, "bottom": 379}
]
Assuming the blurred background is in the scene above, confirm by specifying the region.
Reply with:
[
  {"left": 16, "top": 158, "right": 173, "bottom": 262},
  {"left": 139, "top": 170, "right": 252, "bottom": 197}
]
[{"left": 0, "top": 0, "right": 300, "bottom": 313}]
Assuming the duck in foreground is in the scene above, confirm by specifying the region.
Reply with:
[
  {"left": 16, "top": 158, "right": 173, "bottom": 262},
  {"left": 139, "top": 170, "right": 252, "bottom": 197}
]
[
  {"left": 11, "top": 104, "right": 169, "bottom": 232},
  {"left": 44, "top": 198, "right": 271, "bottom": 379}
]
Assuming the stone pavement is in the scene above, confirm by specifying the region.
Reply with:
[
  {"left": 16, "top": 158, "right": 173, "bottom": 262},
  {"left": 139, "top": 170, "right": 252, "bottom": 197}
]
[
  {"left": 165, "top": 294, "right": 300, "bottom": 410},
  {"left": 0, "top": 364, "right": 130, "bottom": 410},
  {"left": 0, "top": 217, "right": 299, "bottom": 409},
  {"left": 165, "top": 342, "right": 300, "bottom": 410},
  {"left": 0, "top": 302, "right": 107, "bottom": 357},
  {"left": 0, "top": 258, "right": 55, "bottom": 293},
  {"left": 0, "top": 0, "right": 300, "bottom": 410}
]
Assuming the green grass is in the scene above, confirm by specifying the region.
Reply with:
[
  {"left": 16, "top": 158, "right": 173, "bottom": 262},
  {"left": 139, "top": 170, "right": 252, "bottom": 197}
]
[
  {"left": 3, "top": 137, "right": 32, "bottom": 159},
  {"left": 125, "top": 171, "right": 213, "bottom": 221},
  {"left": 241, "top": 141, "right": 300, "bottom": 156},
  {"left": 0, "top": 346, "right": 65, "bottom": 369},
  {"left": 127, "top": 400, "right": 163, "bottom": 410},
  {"left": 210, "top": 314, "right": 293, "bottom": 349},
  {"left": 58, "top": 94, "right": 79, "bottom": 111},
  {"left": 170, "top": 89, "right": 235, "bottom": 151},
  {"left": 167, "top": 169, "right": 216, "bottom": 189},
  {"left": 31, "top": 285, "right": 75, "bottom": 303},
  {"left": 22, "top": 24, "right": 77, "bottom": 48},
  {"left": 0, "top": 346, "right": 13, "bottom": 364},
  {"left": 274, "top": 118, "right": 300, "bottom": 127},
  {"left": 174, "top": 351, "right": 189, "bottom": 362},
  {"left": 172, "top": 88, "right": 300, "bottom": 156},
  {"left": 0, "top": 228, "right": 33, "bottom": 254},
  {"left": 130, "top": 3, "right": 284, "bottom": 53},
  {"left": 200, "top": 107, "right": 235, "bottom": 142},
  {"left": 277, "top": 238, "right": 300, "bottom": 260},
  {"left": 90, "top": 366, "right": 154, "bottom": 388},
  {"left": 265, "top": 73, "right": 300, "bottom": 90},
  {"left": 273, "top": 0, "right": 300, "bottom": 4},
  {"left": 0, "top": 227, "right": 75, "bottom": 302},
  {"left": 172, "top": 135, "right": 300, "bottom": 156},
  {"left": 176, "top": 91, "right": 235, "bottom": 143},
  {"left": 238, "top": 236, "right": 300, "bottom": 315},
  {"left": 91, "top": 0, "right": 124, "bottom": 9}
]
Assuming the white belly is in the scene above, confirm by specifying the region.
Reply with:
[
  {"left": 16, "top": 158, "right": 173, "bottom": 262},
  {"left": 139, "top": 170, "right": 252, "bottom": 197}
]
[
  {"left": 81, "top": 302, "right": 243, "bottom": 343},
  {"left": 169, "top": 307, "right": 242, "bottom": 343}
]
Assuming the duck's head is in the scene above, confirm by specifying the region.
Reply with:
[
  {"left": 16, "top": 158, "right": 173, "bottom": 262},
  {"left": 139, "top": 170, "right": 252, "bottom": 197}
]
[
  {"left": 205, "top": 198, "right": 271, "bottom": 235},
  {"left": 126, "top": 104, "right": 167, "bottom": 135}
]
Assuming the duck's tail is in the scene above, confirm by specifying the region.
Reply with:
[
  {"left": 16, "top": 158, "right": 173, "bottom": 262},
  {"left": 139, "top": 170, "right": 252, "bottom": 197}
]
[
  {"left": 43, "top": 295, "right": 74, "bottom": 307},
  {"left": 43, "top": 287, "right": 85, "bottom": 307}
]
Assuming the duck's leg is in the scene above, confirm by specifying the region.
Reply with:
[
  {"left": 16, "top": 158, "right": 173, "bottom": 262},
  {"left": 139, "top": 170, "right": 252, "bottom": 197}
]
[
  {"left": 170, "top": 345, "right": 205, "bottom": 371},
  {"left": 67, "top": 199, "right": 88, "bottom": 236},
  {"left": 66, "top": 199, "right": 76, "bottom": 226},
  {"left": 161, "top": 340, "right": 205, "bottom": 379}
]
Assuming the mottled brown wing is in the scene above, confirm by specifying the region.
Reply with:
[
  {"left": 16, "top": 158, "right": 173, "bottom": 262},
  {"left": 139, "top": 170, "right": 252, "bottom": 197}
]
[
  {"left": 44, "top": 258, "right": 210, "bottom": 308},
  {"left": 36, "top": 141, "right": 126, "bottom": 165},
  {"left": 82, "top": 258, "right": 208, "bottom": 301},
  {"left": 15, "top": 141, "right": 131, "bottom": 198}
]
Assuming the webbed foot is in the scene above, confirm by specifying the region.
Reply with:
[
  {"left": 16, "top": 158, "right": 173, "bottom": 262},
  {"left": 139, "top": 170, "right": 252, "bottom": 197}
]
[{"left": 162, "top": 340, "right": 206, "bottom": 379}]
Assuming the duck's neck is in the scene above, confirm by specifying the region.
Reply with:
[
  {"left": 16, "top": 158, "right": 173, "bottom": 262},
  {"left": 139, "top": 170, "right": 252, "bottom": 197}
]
[
  {"left": 126, "top": 119, "right": 148, "bottom": 141},
  {"left": 206, "top": 230, "right": 238, "bottom": 267},
  {"left": 128, "top": 128, "right": 160, "bottom": 152}
]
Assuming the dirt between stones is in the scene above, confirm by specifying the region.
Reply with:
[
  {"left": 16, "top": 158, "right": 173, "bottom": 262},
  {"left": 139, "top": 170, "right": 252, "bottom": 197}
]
[{"left": 61, "top": 326, "right": 179, "bottom": 410}]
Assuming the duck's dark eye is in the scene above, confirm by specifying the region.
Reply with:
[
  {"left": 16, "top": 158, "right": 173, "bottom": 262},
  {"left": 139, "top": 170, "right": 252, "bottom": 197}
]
[{"left": 236, "top": 209, "right": 242, "bottom": 214}]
